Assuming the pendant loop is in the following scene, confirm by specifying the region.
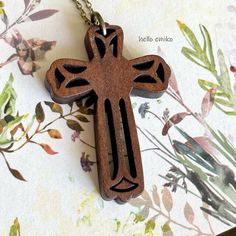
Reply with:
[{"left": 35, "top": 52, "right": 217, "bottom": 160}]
[{"left": 91, "top": 11, "right": 107, "bottom": 36}]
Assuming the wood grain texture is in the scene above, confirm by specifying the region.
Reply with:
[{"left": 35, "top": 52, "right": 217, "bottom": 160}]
[{"left": 45, "top": 24, "right": 171, "bottom": 203}]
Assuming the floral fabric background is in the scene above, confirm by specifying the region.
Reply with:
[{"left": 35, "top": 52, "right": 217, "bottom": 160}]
[{"left": 0, "top": 0, "right": 236, "bottom": 235}]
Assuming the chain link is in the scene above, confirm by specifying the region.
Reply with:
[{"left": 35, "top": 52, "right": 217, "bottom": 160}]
[{"left": 72, "top": 0, "right": 94, "bottom": 25}]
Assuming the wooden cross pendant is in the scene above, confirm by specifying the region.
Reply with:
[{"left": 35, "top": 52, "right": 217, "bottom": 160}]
[{"left": 45, "top": 24, "right": 171, "bottom": 203}]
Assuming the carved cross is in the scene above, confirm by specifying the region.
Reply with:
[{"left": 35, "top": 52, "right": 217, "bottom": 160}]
[{"left": 45, "top": 24, "right": 171, "bottom": 203}]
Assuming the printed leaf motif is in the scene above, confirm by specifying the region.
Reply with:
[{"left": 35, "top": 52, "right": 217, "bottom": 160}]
[
  {"left": 145, "top": 219, "right": 156, "bottom": 234},
  {"left": 162, "top": 222, "right": 173, "bottom": 236},
  {"left": 198, "top": 79, "right": 220, "bottom": 91},
  {"left": 202, "top": 202, "right": 210, "bottom": 220},
  {"left": 85, "top": 96, "right": 96, "bottom": 107},
  {"left": 141, "top": 190, "right": 153, "bottom": 207},
  {"left": 199, "top": 24, "right": 215, "bottom": 71},
  {"left": 27, "top": 9, "right": 58, "bottom": 21},
  {"left": 208, "top": 125, "right": 236, "bottom": 165},
  {"left": 169, "top": 72, "right": 180, "bottom": 95},
  {"left": 9, "top": 218, "right": 21, "bottom": 236},
  {"left": 152, "top": 185, "right": 161, "bottom": 207},
  {"left": 186, "top": 136, "right": 217, "bottom": 157},
  {"left": 174, "top": 145, "right": 209, "bottom": 181},
  {"left": 177, "top": 20, "right": 202, "bottom": 52},
  {"left": 45, "top": 101, "right": 63, "bottom": 115},
  {"left": 114, "top": 219, "right": 121, "bottom": 233},
  {"left": 161, "top": 222, "right": 171, "bottom": 233},
  {"left": 217, "top": 49, "right": 232, "bottom": 94},
  {"left": 163, "top": 230, "right": 173, "bottom": 236},
  {"left": 8, "top": 168, "right": 26, "bottom": 182},
  {"left": 79, "top": 107, "right": 94, "bottom": 115},
  {"left": 162, "top": 112, "right": 189, "bottom": 135},
  {"left": 201, "top": 88, "right": 216, "bottom": 118},
  {"left": 48, "top": 129, "right": 62, "bottom": 139},
  {"left": 35, "top": 103, "right": 45, "bottom": 123},
  {"left": 10, "top": 123, "right": 24, "bottom": 136},
  {"left": 200, "top": 207, "right": 231, "bottom": 225},
  {"left": 0, "top": 73, "right": 16, "bottom": 117},
  {"left": 75, "top": 115, "right": 89, "bottom": 123},
  {"left": 129, "top": 198, "right": 146, "bottom": 207},
  {"left": 0, "top": 75, "right": 30, "bottom": 145},
  {"left": 76, "top": 98, "right": 95, "bottom": 115},
  {"left": 184, "top": 202, "right": 195, "bottom": 224},
  {"left": 0, "top": 122, "right": 26, "bottom": 145},
  {"left": 5, "top": 115, "right": 15, "bottom": 123},
  {"left": 162, "top": 187, "right": 173, "bottom": 213},
  {"left": 76, "top": 99, "right": 83, "bottom": 108},
  {"left": 133, "top": 213, "right": 145, "bottom": 223},
  {"left": 24, "top": 0, "right": 31, "bottom": 10},
  {"left": 173, "top": 128, "right": 216, "bottom": 174},
  {"left": 177, "top": 21, "right": 214, "bottom": 71},
  {"left": 67, "top": 119, "right": 84, "bottom": 132},
  {"left": 40, "top": 143, "right": 58, "bottom": 155},
  {"left": 1, "top": 11, "right": 9, "bottom": 28},
  {"left": 139, "top": 206, "right": 150, "bottom": 219},
  {"left": 179, "top": 21, "right": 236, "bottom": 115},
  {"left": 0, "top": 1, "right": 4, "bottom": 16},
  {"left": 0, "top": 123, "right": 3, "bottom": 134},
  {"left": 5, "top": 158, "right": 26, "bottom": 182}
]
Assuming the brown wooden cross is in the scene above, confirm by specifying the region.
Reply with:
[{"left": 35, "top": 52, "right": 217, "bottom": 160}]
[{"left": 45, "top": 24, "right": 171, "bottom": 203}]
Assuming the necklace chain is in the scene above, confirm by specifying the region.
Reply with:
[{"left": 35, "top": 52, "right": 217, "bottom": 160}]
[
  {"left": 72, "top": 0, "right": 94, "bottom": 25},
  {"left": 72, "top": 0, "right": 107, "bottom": 35}
]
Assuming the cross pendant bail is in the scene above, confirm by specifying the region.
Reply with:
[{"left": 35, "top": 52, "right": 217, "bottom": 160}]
[
  {"left": 45, "top": 23, "right": 171, "bottom": 203},
  {"left": 91, "top": 11, "right": 107, "bottom": 36}
]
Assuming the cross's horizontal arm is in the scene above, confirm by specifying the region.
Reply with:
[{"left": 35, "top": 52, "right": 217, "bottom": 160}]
[
  {"left": 130, "top": 55, "right": 171, "bottom": 98},
  {"left": 45, "top": 58, "right": 94, "bottom": 103}
]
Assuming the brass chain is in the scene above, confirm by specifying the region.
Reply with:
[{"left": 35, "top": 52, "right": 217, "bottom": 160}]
[
  {"left": 72, "top": 0, "right": 94, "bottom": 25},
  {"left": 72, "top": 0, "right": 107, "bottom": 35}
]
